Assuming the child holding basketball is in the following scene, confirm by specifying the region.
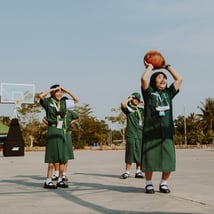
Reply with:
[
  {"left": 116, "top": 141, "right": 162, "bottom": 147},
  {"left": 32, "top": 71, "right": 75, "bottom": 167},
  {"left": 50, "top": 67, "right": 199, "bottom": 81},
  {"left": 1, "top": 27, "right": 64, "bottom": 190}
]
[{"left": 141, "top": 59, "right": 182, "bottom": 194}]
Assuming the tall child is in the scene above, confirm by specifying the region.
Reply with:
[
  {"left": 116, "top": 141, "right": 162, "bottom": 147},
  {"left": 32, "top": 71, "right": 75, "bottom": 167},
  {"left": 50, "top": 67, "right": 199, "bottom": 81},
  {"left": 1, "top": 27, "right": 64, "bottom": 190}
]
[{"left": 141, "top": 61, "right": 182, "bottom": 193}]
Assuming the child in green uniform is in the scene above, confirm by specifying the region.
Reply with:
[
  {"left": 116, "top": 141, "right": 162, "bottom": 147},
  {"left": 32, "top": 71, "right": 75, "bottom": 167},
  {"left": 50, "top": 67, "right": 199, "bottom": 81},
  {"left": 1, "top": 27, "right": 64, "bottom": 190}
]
[
  {"left": 63, "top": 109, "right": 79, "bottom": 179},
  {"left": 141, "top": 61, "right": 183, "bottom": 193},
  {"left": 39, "top": 84, "right": 78, "bottom": 189},
  {"left": 120, "top": 92, "right": 144, "bottom": 179},
  {"left": 52, "top": 97, "right": 79, "bottom": 182}
]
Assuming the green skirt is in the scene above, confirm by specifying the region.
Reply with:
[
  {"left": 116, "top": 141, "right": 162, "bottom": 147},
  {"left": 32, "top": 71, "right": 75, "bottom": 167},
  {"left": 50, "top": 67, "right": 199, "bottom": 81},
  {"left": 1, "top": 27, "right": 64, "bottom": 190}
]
[
  {"left": 45, "top": 126, "right": 69, "bottom": 163},
  {"left": 65, "top": 131, "right": 74, "bottom": 160},
  {"left": 141, "top": 138, "right": 176, "bottom": 172},
  {"left": 125, "top": 137, "right": 142, "bottom": 164}
]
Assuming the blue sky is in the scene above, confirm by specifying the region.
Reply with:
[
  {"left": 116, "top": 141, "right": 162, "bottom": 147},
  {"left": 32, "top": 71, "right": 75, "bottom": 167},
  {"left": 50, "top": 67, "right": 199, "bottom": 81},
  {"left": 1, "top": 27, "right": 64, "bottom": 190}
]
[{"left": 0, "top": 0, "right": 213, "bottom": 129}]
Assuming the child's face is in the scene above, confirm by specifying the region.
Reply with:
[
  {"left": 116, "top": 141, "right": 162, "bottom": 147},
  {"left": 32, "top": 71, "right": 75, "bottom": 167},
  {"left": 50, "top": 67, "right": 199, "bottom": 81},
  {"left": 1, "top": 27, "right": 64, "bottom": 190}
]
[
  {"left": 131, "top": 97, "right": 140, "bottom": 106},
  {"left": 155, "top": 73, "right": 167, "bottom": 90},
  {"left": 53, "top": 89, "right": 63, "bottom": 101}
]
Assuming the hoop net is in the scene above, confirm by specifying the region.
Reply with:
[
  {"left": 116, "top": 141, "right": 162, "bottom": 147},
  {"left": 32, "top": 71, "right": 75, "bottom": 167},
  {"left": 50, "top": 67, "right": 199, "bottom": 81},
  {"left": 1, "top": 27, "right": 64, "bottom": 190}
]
[{"left": 12, "top": 99, "right": 23, "bottom": 118}]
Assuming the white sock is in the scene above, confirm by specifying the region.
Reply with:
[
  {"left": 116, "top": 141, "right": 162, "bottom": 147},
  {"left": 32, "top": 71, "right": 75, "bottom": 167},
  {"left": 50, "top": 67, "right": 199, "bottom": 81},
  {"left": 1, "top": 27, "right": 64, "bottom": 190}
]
[
  {"left": 160, "top": 179, "right": 168, "bottom": 189},
  {"left": 62, "top": 172, "right": 66, "bottom": 176},
  {"left": 160, "top": 179, "right": 167, "bottom": 185},
  {"left": 146, "top": 180, "right": 153, "bottom": 189},
  {"left": 46, "top": 178, "right": 52, "bottom": 185},
  {"left": 58, "top": 177, "right": 62, "bottom": 183},
  {"left": 54, "top": 171, "right": 59, "bottom": 177},
  {"left": 136, "top": 169, "right": 142, "bottom": 173},
  {"left": 125, "top": 171, "right": 130, "bottom": 174}
]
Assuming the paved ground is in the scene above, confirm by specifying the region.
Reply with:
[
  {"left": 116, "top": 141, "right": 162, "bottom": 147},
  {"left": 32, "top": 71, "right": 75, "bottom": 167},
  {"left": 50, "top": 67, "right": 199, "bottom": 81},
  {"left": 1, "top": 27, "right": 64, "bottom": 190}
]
[{"left": 0, "top": 148, "right": 214, "bottom": 214}]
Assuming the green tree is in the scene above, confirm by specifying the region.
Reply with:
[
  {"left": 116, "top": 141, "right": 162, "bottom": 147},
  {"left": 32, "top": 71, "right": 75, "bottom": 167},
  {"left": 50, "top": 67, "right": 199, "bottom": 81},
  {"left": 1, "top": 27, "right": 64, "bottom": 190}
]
[
  {"left": 186, "top": 113, "right": 201, "bottom": 145},
  {"left": 174, "top": 97, "right": 214, "bottom": 145},
  {"left": 174, "top": 113, "right": 202, "bottom": 145},
  {"left": 174, "top": 115, "right": 185, "bottom": 145},
  {"left": 17, "top": 93, "right": 45, "bottom": 146},
  {"left": 197, "top": 97, "right": 214, "bottom": 144},
  {"left": 22, "top": 119, "right": 47, "bottom": 147},
  {"left": 0, "top": 116, "right": 11, "bottom": 127},
  {"left": 105, "top": 107, "right": 126, "bottom": 143},
  {"left": 72, "top": 104, "right": 110, "bottom": 148}
]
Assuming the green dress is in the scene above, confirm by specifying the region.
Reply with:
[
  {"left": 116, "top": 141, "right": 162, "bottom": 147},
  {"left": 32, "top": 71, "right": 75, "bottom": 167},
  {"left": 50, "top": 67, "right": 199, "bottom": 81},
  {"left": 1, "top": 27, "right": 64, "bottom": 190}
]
[
  {"left": 141, "top": 84, "right": 179, "bottom": 172},
  {"left": 64, "top": 110, "right": 79, "bottom": 160},
  {"left": 122, "top": 102, "right": 144, "bottom": 164},
  {"left": 40, "top": 97, "right": 68, "bottom": 163}
]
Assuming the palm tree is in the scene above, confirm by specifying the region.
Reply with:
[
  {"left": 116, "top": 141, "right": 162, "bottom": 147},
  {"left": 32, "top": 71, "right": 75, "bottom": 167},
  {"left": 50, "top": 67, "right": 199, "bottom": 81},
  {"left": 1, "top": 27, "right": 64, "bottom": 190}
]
[
  {"left": 174, "top": 113, "right": 199, "bottom": 145},
  {"left": 197, "top": 97, "right": 214, "bottom": 143}
]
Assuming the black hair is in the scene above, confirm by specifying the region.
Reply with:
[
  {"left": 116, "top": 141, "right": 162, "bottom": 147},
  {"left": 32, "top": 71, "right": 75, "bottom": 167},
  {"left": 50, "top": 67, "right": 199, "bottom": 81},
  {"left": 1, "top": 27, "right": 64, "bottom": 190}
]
[
  {"left": 50, "top": 84, "right": 60, "bottom": 89},
  {"left": 150, "top": 71, "right": 167, "bottom": 90},
  {"left": 50, "top": 84, "right": 61, "bottom": 97}
]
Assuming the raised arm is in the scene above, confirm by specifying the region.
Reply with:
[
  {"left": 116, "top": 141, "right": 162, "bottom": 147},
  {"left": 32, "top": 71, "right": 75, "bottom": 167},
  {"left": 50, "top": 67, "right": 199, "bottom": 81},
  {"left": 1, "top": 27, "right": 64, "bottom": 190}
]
[
  {"left": 141, "top": 63, "right": 154, "bottom": 90},
  {"left": 39, "top": 86, "right": 61, "bottom": 100},
  {"left": 121, "top": 96, "right": 132, "bottom": 110},
  {"left": 61, "top": 88, "right": 79, "bottom": 104},
  {"left": 165, "top": 65, "right": 183, "bottom": 91}
]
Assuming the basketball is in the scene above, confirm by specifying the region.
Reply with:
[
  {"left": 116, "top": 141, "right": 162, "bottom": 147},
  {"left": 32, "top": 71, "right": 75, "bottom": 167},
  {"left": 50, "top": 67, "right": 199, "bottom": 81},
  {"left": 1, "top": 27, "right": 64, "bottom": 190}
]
[{"left": 144, "top": 50, "right": 165, "bottom": 69}]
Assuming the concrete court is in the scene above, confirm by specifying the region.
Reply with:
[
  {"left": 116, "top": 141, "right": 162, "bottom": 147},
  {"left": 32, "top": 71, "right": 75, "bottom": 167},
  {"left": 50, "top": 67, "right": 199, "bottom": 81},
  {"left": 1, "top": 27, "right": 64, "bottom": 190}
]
[{"left": 0, "top": 148, "right": 214, "bottom": 214}]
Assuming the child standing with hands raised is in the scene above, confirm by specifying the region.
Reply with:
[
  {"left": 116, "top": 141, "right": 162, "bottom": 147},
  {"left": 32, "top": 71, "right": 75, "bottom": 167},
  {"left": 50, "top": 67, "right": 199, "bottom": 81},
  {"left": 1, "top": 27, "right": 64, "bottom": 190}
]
[{"left": 141, "top": 59, "right": 182, "bottom": 193}]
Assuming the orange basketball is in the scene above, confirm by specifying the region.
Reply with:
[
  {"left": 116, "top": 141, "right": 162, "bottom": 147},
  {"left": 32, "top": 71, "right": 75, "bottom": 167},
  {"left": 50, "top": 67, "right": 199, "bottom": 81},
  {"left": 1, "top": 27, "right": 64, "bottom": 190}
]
[{"left": 144, "top": 50, "right": 165, "bottom": 69}]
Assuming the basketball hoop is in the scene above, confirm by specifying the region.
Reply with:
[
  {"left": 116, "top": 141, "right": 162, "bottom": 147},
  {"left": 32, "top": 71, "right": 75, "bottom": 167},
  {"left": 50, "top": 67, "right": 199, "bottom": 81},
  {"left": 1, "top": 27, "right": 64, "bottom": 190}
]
[
  {"left": 0, "top": 82, "right": 35, "bottom": 104},
  {"left": 0, "top": 82, "right": 35, "bottom": 119}
]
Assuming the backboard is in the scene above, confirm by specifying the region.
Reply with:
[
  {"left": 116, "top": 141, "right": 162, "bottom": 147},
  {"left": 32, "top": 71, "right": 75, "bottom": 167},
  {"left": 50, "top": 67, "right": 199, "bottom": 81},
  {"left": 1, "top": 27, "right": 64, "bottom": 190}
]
[{"left": 0, "top": 83, "right": 35, "bottom": 104}]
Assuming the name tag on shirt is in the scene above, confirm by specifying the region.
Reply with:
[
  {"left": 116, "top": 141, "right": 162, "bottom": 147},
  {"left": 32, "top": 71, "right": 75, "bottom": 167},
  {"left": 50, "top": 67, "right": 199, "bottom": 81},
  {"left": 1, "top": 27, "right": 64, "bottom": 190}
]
[{"left": 57, "top": 121, "right": 63, "bottom": 129}]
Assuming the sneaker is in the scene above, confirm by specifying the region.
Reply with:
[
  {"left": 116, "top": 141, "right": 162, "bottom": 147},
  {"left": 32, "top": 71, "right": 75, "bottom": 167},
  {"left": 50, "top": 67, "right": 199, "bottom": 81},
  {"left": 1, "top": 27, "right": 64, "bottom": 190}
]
[
  {"left": 51, "top": 175, "right": 58, "bottom": 181},
  {"left": 43, "top": 182, "right": 57, "bottom": 189},
  {"left": 135, "top": 171, "right": 144, "bottom": 178},
  {"left": 121, "top": 172, "right": 129, "bottom": 179},
  {"left": 62, "top": 175, "right": 68, "bottom": 181}
]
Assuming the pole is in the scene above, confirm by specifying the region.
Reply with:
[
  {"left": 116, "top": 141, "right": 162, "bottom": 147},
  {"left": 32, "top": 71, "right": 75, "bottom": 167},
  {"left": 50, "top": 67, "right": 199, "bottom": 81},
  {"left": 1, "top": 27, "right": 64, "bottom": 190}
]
[{"left": 184, "top": 108, "right": 187, "bottom": 145}]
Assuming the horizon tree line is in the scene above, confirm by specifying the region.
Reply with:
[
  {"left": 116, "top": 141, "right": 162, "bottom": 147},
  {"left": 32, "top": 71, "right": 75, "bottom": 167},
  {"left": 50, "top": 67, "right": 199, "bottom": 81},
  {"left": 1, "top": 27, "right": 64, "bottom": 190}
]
[{"left": 1, "top": 94, "right": 214, "bottom": 147}]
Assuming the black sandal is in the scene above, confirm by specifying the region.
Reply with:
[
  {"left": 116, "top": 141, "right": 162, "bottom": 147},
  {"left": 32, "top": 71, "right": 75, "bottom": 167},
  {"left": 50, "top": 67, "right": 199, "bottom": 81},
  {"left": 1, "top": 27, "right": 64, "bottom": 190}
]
[
  {"left": 57, "top": 181, "right": 68, "bottom": 188},
  {"left": 135, "top": 171, "right": 144, "bottom": 178},
  {"left": 121, "top": 172, "right": 129, "bottom": 179},
  {"left": 159, "top": 184, "right": 171, "bottom": 193},
  {"left": 43, "top": 181, "right": 57, "bottom": 189},
  {"left": 51, "top": 175, "right": 58, "bottom": 181},
  {"left": 145, "top": 184, "right": 155, "bottom": 194},
  {"left": 62, "top": 175, "right": 68, "bottom": 181}
]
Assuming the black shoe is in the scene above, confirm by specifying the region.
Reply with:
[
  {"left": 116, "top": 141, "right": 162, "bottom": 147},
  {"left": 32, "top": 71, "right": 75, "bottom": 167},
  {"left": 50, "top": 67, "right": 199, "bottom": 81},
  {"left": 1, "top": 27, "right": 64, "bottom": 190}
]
[
  {"left": 159, "top": 184, "right": 171, "bottom": 193},
  {"left": 145, "top": 184, "right": 155, "bottom": 194},
  {"left": 43, "top": 182, "right": 57, "bottom": 189},
  {"left": 57, "top": 181, "right": 69, "bottom": 188},
  {"left": 135, "top": 171, "right": 144, "bottom": 178},
  {"left": 62, "top": 175, "right": 68, "bottom": 181},
  {"left": 51, "top": 175, "right": 58, "bottom": 181},
  {"left": 121, "top": 172, "right": 129, "bottom": 179}
]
